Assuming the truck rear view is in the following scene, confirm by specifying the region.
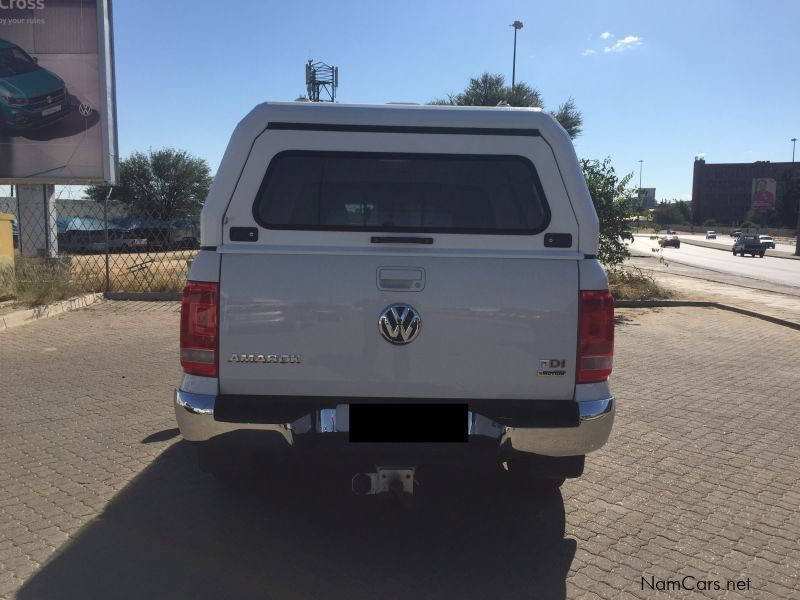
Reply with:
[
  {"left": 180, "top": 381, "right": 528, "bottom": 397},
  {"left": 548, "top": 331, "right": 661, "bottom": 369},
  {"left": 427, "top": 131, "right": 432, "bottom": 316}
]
[{"left": 175, "top": 102, "right": 615, "bottom": 496}]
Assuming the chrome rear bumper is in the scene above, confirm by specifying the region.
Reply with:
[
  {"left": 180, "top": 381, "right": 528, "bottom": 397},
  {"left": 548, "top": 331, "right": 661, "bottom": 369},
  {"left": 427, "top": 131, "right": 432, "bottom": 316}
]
[{"left": 174, "top": 390, "right": 614, "bottom": 458}]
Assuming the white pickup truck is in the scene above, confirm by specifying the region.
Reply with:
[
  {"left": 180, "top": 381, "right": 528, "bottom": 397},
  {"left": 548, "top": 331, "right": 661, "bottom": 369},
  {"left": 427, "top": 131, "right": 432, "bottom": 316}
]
[{"left": 175, "top": 102, "right": 615, "bottom": 495}]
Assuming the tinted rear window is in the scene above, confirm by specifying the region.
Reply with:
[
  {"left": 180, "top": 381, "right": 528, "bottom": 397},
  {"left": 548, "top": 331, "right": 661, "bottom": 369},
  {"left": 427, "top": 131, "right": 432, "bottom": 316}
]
[{"left": 253, "top": 152, "right": 550, "bottom": 234}]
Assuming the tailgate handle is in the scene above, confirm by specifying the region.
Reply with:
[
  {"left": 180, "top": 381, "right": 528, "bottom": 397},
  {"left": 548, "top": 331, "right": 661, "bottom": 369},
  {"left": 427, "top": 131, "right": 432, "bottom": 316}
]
[{"left": 377, "top": 267, "right": 425, "bottom": 292}]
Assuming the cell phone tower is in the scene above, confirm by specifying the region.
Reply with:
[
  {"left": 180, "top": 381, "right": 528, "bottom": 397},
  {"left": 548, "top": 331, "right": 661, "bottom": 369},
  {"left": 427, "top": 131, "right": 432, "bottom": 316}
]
[{"left": 305, "top": 60, "right": 339, "bottom": 102}]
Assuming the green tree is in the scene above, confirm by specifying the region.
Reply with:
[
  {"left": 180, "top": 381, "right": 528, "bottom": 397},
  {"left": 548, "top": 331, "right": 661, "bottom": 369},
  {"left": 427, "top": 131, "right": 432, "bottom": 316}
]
[
  {"left": 431, "top": 72, "right": 583, "bottom": 138},
  {"left": 653, "top": 200, "right": 691, "bottom": 226},
  {"left": 581, "top": 158, "right": 635, "bottom": 267},
  {"left": 87, "top": 148, "right": 212, "bottom": 220}
]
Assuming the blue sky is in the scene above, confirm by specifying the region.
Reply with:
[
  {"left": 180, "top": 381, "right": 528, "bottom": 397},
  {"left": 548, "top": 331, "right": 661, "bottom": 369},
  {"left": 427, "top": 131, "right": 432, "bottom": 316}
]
[{"left": 112, "top": 0, "right": 799, "bottom": 202}]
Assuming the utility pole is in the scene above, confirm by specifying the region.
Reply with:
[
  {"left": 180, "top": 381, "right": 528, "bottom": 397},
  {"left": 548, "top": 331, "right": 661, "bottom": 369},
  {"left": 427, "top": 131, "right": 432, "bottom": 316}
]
[
  {"left": 510, "top": 21, "right": 523, "bottom": 89},
  {"left": 792, "top": 137, "right": 797, "bottom": 163}
]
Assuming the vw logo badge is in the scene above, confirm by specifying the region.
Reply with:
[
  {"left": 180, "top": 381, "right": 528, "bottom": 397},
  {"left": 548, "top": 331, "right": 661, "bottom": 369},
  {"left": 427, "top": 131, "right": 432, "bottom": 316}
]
[
  {"left": 79, "top": 103, "right": 94, "bottom": 117},
  {"left": 46, "top": 96, "right": 52, "bottom": 104},
  {"left": 379, "top": 304, "right": 421, "bottom": 345}
]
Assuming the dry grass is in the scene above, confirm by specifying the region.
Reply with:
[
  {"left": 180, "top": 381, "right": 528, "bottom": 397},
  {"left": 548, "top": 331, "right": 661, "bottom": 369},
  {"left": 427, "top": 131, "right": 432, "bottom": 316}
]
[
  {"left": 69, "top": 250, "right": 195, "bottom": 293},
  {"left": 5, "top": 250, "right": 195, "bottom": 307},
  {"left": 0, "top": 263, "right": 15, "bottom": 301},
  {"left": 608, "top": 267, "right": 674, "bottom": 301},
  {"left": 13, "top": 257, "right": 78, "bottom": 306}
]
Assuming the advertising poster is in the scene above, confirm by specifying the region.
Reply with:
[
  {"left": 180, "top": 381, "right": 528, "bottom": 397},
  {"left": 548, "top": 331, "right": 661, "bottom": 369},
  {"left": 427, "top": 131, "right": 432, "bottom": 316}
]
[
  {"left": 637, "top": 187, "right": 656, "bottom": 209},
  {"left": 751, "top": 178, "right": 776, "bottom": 212},
  {"left": 0, "top": 0, "right": 116, "bottom": 183}
]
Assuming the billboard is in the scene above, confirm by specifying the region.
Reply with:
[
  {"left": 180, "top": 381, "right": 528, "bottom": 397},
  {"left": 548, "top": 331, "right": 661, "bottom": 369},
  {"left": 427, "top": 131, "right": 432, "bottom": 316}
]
[
  {"left": 751, "top": 178, "right": 776, "bottom": 212},
  {"left": 637, "top": 187, "right": 656, "bottom": 209},
  {"left": 0, "top": 0, "right": 117, "bottom": 184}
]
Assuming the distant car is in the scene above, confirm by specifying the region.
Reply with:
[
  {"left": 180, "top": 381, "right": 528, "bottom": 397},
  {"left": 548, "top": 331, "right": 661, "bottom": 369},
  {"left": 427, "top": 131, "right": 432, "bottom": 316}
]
[
  {"left": 659, "top": 234, "right": 680, "bottom": 248},
  {"left": 732, "top": 235, "right": 765, "bottom": 257},
  {"left": 706, "top": 230, "right": 716, "bottom": 239},
  {"left": 666, "top": 229, "right": 677, "bottom": 235},
  {"left": 731, "top": 229, "right": 742, "bottom": 239},
  {"left": 0, "top": 38, "right": 71, "bottom": 131},
  {"left": 621, "top": 230, "right": 633, "bottom": 242},
  {"left": 108, "top": 237, "right": 148, "bottom": 252},
  {"left": 758, "top": 235, "right": 775, "bottom": 249}
]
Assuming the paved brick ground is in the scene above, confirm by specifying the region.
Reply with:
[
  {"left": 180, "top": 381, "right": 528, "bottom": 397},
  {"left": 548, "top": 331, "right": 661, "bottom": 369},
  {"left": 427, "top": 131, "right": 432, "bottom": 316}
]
[{"left": 0, "top": 302, "right": 798, "bottom": 599}]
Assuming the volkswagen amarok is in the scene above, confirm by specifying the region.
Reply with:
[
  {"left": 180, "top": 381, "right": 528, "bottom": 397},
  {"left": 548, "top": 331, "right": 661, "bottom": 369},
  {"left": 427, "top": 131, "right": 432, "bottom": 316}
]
[{"left": 174, "top": 102, "right": 616, "bottom": 495}]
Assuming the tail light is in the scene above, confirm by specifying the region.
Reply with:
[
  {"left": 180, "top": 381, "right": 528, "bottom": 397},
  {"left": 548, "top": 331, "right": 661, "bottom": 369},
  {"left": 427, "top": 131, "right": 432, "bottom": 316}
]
[
  {"left": 577, "top": 290, "right": 614, "bottom": 384},
  {"left": 180, "top": 281, "right": 219, "bottom": 377}
]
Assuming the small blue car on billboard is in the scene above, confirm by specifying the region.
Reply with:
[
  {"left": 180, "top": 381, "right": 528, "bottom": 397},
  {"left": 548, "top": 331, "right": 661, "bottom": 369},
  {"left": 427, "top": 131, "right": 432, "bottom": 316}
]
[{"left": 0, "top": 38, "right": 70, "bottom": 131}]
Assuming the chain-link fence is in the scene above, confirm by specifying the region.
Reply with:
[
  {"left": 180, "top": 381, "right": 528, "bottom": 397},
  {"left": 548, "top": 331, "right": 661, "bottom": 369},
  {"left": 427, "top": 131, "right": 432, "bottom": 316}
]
[{"left": 0, "top": 191, "right": 198, "bottom": 302}]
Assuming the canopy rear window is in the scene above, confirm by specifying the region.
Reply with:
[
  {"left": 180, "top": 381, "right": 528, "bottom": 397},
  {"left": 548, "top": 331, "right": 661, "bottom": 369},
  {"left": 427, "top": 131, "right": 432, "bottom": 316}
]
[{"left": 253, "top": 151, "right": 550, "bottom": 234}]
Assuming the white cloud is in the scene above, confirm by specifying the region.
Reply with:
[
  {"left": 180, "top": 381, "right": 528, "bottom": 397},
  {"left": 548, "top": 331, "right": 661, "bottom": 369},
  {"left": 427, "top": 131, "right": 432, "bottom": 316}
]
[
  {"left": 603, "top": 35, "right": 643, "bottom": 53},
  {"left": 581, "top": 48, "right": 597, "bottom": 56},
  {"left": 600, "top": 31, "right": 612, "bottom": 40}
]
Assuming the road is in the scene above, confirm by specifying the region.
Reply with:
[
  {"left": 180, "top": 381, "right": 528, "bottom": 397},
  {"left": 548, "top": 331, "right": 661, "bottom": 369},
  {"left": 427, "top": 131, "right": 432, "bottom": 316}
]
[
  {"left": 2, "top": 302, "right": 800, "bottom": 599},
  {"left": 629, "top": 234, "right": 800, "bottom": 290},
  {"left": 678, "top": 232, "right": 797, "bottom": 254}
]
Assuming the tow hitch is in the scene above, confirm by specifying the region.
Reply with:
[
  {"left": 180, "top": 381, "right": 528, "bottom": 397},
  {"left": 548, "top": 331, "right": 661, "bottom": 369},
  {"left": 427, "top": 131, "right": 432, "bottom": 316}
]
[{"left": 352, "top": 466, "right": 416, "bottom": 497}]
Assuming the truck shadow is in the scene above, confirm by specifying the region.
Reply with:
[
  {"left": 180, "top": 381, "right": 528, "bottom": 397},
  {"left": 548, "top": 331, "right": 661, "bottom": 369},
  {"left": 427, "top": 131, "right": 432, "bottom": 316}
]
[{"left": 17, "top": 442, "right": 575, "bottom": 600}]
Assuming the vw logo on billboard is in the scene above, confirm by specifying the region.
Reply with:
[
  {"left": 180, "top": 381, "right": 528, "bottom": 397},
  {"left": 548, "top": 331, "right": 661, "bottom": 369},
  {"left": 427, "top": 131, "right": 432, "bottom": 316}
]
[
  {"left": 79, "top": 102, "right": 94, "bottom": 118},
  {"left": 379, "top": 304, "right": 421, "bottom": 345}
]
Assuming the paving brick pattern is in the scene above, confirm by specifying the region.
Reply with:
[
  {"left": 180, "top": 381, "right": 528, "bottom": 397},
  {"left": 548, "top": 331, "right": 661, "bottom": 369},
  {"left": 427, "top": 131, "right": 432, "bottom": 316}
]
[{"left": 0, "top": 303, "right": 798, "bottom": 599}]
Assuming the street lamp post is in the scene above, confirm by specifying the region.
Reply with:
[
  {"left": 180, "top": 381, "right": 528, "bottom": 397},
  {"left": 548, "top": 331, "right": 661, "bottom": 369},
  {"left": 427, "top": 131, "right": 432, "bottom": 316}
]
[
  {"left": 638, "top": 159, "right": 643, "bottom": 190},
  {"left": 792, "top": 137, "right": 797, "bottom": 163},
  {"left": 511, "top": 21, "right": 523, "bottom": 89}
]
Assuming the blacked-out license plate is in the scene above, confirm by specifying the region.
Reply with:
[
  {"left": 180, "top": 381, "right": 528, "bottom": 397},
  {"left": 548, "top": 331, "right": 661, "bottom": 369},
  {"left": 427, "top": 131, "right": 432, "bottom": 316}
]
[{"left": 348, "top": 403, "right": 468, "bottom": 443}]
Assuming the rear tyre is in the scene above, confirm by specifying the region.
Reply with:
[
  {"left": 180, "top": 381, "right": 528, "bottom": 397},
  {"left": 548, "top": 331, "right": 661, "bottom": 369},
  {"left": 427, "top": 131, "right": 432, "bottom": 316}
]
[{"left": 759, "top": 253, "right": 764, "bottom": 258}]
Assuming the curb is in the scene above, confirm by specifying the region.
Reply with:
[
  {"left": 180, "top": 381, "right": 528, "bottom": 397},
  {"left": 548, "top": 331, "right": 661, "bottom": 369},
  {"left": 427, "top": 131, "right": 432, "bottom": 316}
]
[
  {"left": 0, "top": 293, "right": 103, "bottom": 332},
  {"left": 616, "top": 300, "right": 800, "bottom": 332}
]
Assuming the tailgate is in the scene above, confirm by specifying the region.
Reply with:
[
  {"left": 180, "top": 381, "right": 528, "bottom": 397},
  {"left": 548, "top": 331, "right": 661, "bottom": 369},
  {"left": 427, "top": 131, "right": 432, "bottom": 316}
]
[{"left": 219, "top": 252, "right": 578, "bottom": 400}]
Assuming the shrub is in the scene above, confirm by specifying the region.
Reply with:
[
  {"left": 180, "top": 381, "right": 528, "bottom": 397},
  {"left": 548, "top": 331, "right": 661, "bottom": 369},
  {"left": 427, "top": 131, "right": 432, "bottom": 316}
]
[
  {"left": 702, "top": 219, "right": 717, "bottom": 227},
  {"left": 607, "top": 267, "right": 673, "bottom": 301},
  {"left": 580, "top": 158, "right": 635, "bottom": 267},
  {"left": 14, "top": 257, "right": 77, "bottom": 306}
]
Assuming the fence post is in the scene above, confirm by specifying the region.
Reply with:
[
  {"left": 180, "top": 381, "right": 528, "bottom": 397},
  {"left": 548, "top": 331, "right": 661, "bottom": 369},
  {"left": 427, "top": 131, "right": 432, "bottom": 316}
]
[{"left": 104, "top": 187, "right": 112, "bottom": 293}]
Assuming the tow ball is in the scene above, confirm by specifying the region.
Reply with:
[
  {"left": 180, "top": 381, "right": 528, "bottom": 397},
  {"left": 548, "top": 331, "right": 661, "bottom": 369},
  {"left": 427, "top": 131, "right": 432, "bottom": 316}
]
[{"left": 352, "top": 466, "right": 416, "bottom": 497}]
